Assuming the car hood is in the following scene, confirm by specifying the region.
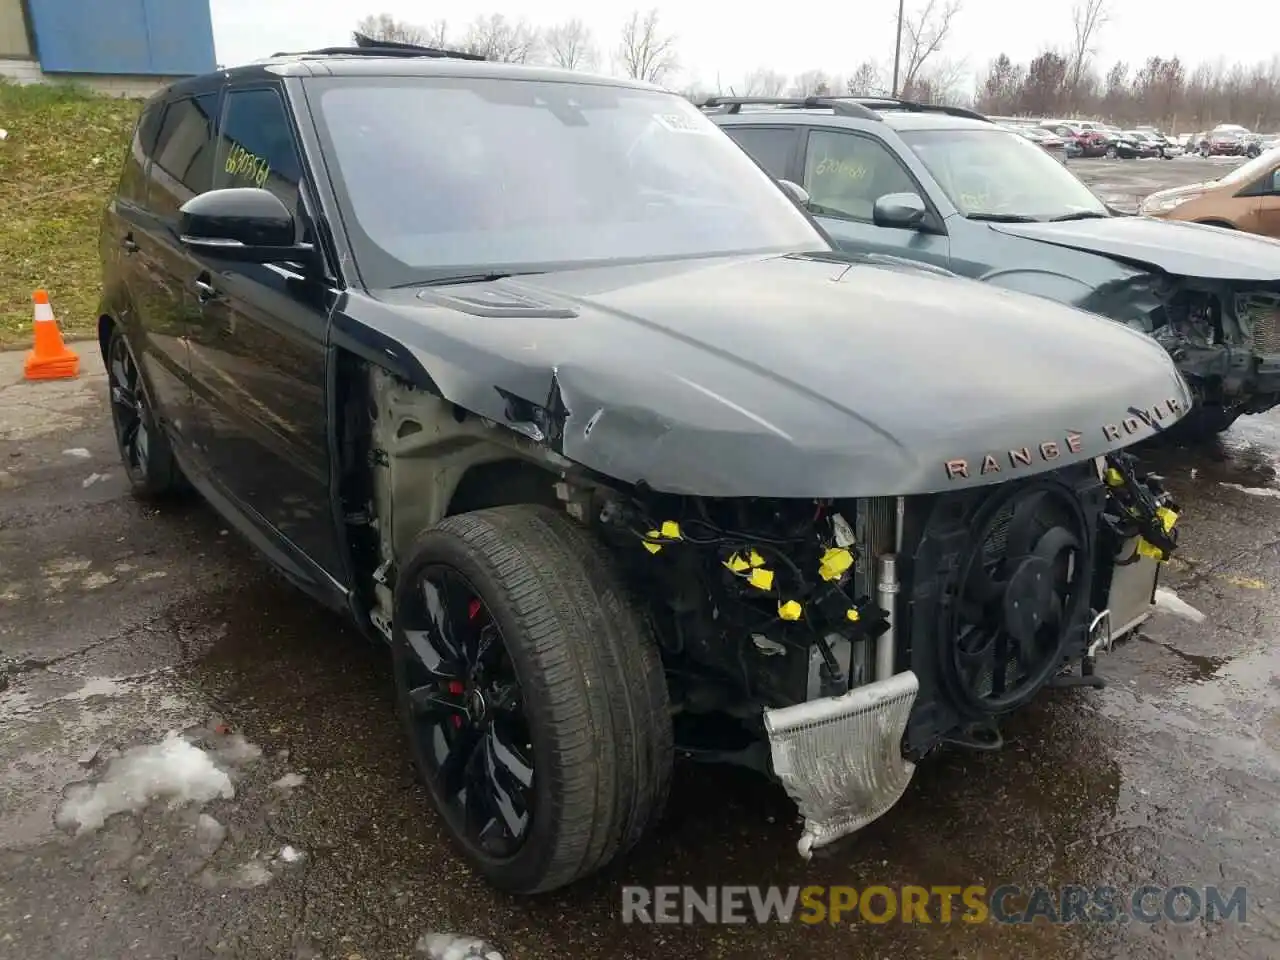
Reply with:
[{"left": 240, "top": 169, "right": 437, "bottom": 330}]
[
  {"left": 989, "top": 215, "right": 1280, "bottom": 282},
  {"left": 354, "top": 254, "right": 1190, "bottom": 499},
  {"left": 1144, "top": 180, "right": 1217, "bottom": 204}
]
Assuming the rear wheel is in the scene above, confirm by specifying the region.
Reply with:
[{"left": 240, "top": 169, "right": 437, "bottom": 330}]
[
  {"left": 392, "top": 504, "right": 673, "bottom": 894},
  {"left": 106, "top": 326, "right": 183, "bottom": 498}
]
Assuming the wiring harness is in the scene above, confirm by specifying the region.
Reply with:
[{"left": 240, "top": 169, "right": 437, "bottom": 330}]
[
  {"left": 609, "top": 498, "right": 890, "bottom": 687},
  {"left": 1101, "top": 451, "right": 1180, "bottom": 564}
]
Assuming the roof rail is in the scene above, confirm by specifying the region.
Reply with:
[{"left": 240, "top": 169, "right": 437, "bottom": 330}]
[
  {"left": 845, "top": 96, "right": 991, "bottom": 123},
  {"left": 272, "top": 32, "right": 486, "bottom": 61},
  {"left": 697, "top": 96, "right": 880, "bottom": 120}
]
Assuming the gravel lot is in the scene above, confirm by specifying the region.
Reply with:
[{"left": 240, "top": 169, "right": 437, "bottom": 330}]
[{"left": 2, "top": 154, "right": 1278, "bottom": 960}]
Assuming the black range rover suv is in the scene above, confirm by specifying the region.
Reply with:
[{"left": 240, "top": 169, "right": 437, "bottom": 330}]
[{"left": 98, "top": 39, "right": 1187, "bottom": 893}]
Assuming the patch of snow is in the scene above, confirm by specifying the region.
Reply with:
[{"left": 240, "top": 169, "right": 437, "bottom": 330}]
[
  {"left": 1220, "top": 481, "right": 1280, "bottom": 499},
  {"left": 194, "top": 813, "right": 227, "bottom": 855},
  {"left": 276, "top": 844, "right": 304, "bottom": 863},
  {"left": 1154, "top": 587, "right": 1207, "bottom": 623},
  {"left": 228, "top": 859, "right": 273, "bottom": 889},
  {"left": 416, "top": 934, "right": 505, "bottom": 960},
  {"left": 64, "top": 677, "right": 128, "bottom": 701},
  {"left": 82, "top": 472, "right": 109, "bottom": 488},
  {"left": 271, "top": 772, "right": 306, "bottom": 791},
  {"left": 55, "top": 732, "right": 235, "bottom": 834},
  {"left": 63, "top": 447, "right": 91, "bottom": 458},
  {"left": 211, "top": 733, "right": 263, "bottom": 765}
]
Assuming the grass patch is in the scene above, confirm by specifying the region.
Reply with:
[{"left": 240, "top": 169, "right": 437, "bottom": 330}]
[{"left": 0, "top": 80, "right": 140, "bottom": 347}]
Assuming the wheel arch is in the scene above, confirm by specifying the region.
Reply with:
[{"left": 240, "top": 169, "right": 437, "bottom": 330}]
[{"left": 340, "top": 353, "right": 578, "bottom": 635}]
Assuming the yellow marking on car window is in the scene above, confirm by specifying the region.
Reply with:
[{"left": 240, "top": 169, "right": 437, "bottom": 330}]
[
  {"left": 224, "top": 143, "right": 271, "bottom": 189},
  {"left": 814, "top": 156, "right": 869, "bottom": 180}
]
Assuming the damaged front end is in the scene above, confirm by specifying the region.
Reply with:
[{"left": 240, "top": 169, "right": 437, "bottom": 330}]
[
  {"left": 591, "top": 454, "right": 1180, "bottom": 858},
  {"left": 1086, "top": 274, "right": 1280, "bottom": 426}
]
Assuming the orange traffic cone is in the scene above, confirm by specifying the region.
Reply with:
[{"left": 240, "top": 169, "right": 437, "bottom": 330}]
[{"left": 23, "top": 289, "right": 79, "bottom": 381}]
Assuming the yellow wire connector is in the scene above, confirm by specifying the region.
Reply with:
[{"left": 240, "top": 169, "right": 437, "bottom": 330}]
[
  {"left": 1105, "top": 467, "right": 1124, "bottom": 487},
  {"left": 747, "top": 567, "right": 775, "bottom": 591},
  {"left": 724, "top": 548, "right": 769, "bottom": 573},
  {"left": 818, "top": 547, "right": 854, "bottom": 582},
  {"left": 642, "top": 520, "right": 683, "bottom": 554},
  {"left": 778, "top": 600, "right": 803, "bottom": 621},
  {"left": 1136, "top": 505, "right": 1180, "bottom": 561}
]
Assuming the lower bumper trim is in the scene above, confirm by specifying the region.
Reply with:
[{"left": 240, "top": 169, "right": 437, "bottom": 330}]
[{"left": 763, "top": 670, "right": 919, "bottom": 859}]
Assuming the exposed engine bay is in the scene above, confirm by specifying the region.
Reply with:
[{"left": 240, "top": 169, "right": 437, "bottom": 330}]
[
  {"left": 1118, "top": 276, "right": 1280, "bottom": 421},
  {"left": 578, "top": 454, "right": 1179, "bottom": 855},
  {"left": 581, "top": 454, "right": 1178, "bottom": 756}
]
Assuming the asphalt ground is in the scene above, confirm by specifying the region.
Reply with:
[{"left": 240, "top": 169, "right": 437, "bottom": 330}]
[{"left": 2, "top": 154, "right": 1278, "bottom": 960}]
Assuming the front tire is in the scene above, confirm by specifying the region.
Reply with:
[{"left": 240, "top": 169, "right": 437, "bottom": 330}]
[
  {"left": 392, "top": 505, "right": 673, "bottom": 894},
  {"left": 1168, "top": 404, "right": 1241, "bottom": 441},
  {"left": 105, "top": 326, "right": 183, "bottom": 499}
]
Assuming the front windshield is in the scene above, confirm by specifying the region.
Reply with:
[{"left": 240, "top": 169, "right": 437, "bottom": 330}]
[
  {"left": 1217, "top": 146, "right": 1280, "bottom": 186},
  {"left": 901, "top": 128, "right": 1108, "bottom": 220},
  {"left": 308, "top": 77, "right": 825, "bottom": 287}
]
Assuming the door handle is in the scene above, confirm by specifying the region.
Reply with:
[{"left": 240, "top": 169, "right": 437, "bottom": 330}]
[
  {"left": 194, "top": 279, "right": 218, "bottom": 304},
  {"left": 121, "top": 234, "right": 139, "bottom": 253}
]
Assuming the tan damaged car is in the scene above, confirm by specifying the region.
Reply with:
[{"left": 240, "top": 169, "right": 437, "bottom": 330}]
[{"left": 1140, "top": 146, "right": 1280, "bottom": 238}]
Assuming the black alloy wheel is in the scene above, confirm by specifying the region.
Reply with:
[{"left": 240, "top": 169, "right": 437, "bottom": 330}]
[
  {"left": 391, "top": 505, "right": 673, "bottom": 894},
  {"left": 398, "top": 564, "right": 535, "bottom": 861},
  {"left": 106, "top": 327, "right": 181, "bottom": 497}
]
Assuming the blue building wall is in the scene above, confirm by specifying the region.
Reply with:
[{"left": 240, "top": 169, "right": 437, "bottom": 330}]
[{"left": 27, "top": 0, "right": 215, "bottom": 75}]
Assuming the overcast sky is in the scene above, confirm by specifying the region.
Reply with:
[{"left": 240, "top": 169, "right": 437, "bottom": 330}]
[{"left": 209, "top": 0, "right": 1271, "bottom": 90}]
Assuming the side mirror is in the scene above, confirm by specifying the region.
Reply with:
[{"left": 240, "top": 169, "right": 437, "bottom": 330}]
[
  {"left": 179, "top": 188, "right": 315, "bottom": 264},
  {"left": 872, "top": 192, "right": 928, "bottom": 229},
  {"left": 777, "top": 178, "right": 811, "bottom": 207}
]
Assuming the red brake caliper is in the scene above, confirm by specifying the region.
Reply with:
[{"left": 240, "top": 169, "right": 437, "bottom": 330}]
[{"left": 449, "top": 599, "right": 483, "bottom": 728}]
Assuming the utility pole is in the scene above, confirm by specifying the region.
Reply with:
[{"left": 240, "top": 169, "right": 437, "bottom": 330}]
[{"left": 891, "top": 0, "right": 905, "bottom": 96}]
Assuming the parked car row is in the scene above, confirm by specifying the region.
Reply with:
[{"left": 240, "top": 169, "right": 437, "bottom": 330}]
[
  {"left": 96, "top": 43, "right": 1269, "bottom": 897},
  {"left": 1190, "top": 125, "right": 1268, "bottom": 158},
  {"left": 1035, "top": 119, "right": 1183, "bottom": 159}
]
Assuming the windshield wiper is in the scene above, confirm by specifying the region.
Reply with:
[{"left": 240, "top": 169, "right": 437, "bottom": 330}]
[
  {"left": 1047, "top": 211, "right": 1110, "bottom": 221},
  {"left": 965, "top": 213, "right": 1038, "bottom": 222}
]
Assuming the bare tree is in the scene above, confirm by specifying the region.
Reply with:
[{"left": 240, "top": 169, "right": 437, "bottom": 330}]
[
  {"left": 738, "top": 67, "right": 788, "bottom": 97},
  {"left": 1067, "top": 0, "right": 1109, "bottom": 94},
  {"left": 544, "top": 18, "right": 597, "bottom": 70},
  {"left": 423, "top": 19, "right": 450, "bottom": 46},
  {"left": 461, "top": 14, "right": 541, "bottom": 63},
  {"left": 976, "top": 54, "right": 1025, "bottom": 113},
  {"left": 846, "top": 61, "right": 884, "bottom": 96},
  {"left": 789, "top": 70, "right": 834, "bottom": 97},
  {"left": 899, "top": 0, "right": 962, "bottom": 94},
  {"left": 615, "top": 9, "right": 679, "bottom": 85},
  {"left": 355, "top": 13, "right": 434, "bottom": 46},
  {"left": 907, "top": 58, "right": 968, "bottom": 104}
]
